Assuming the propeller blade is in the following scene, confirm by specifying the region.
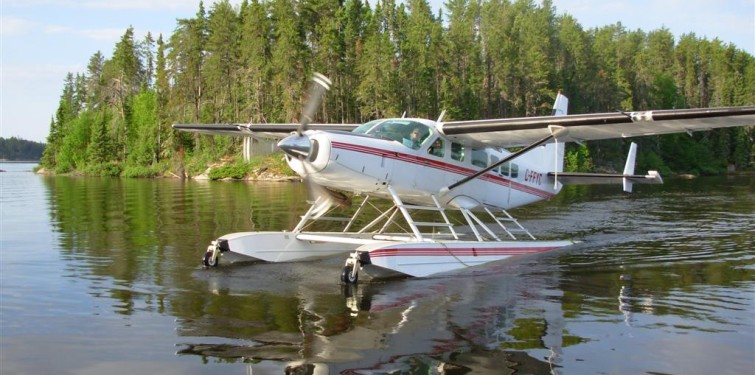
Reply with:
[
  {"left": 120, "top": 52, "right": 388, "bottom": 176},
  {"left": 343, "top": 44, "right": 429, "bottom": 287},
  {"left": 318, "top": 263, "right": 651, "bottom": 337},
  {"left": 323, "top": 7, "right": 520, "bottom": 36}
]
[
  {"left": 298, "top": 73, "right": 332, "bottom": 135},
  {"left": 288, "top": 72, "right": 344, "bottom": 219}
]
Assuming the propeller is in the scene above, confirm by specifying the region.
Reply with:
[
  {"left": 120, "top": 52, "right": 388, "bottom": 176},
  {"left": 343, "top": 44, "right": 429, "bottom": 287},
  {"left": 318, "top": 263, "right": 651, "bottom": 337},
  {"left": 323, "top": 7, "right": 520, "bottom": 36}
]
[
  {"left": 278, "top": 73, "right": 345, "bottom": 219},
  {"left": 298, "top": 73, "right": 332, "bottom": 135}
]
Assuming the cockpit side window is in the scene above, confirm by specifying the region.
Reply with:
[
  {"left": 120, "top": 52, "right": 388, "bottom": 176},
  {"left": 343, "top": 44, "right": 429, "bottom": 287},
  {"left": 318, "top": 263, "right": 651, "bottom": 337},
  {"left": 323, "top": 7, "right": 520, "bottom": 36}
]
[{"left": 353, "top": 119, "right": 432, "bottom": 150}]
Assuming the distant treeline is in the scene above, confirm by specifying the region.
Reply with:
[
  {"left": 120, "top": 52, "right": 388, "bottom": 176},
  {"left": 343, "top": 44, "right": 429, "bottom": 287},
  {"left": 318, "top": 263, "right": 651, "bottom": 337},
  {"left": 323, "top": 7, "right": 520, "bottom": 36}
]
[
  {"left": 40, "top": 0, "right": 754, "bottom": 178},
  {"left": 0, "top": 137, "right": 45, "bottom": 161}
]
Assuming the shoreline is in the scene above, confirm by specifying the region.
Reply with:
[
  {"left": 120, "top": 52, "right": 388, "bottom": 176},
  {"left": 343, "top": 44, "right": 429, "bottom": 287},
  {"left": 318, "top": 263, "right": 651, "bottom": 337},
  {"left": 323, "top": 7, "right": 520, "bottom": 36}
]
[{"left": 31, "top": 165, "right": 300, "bottom": 182}]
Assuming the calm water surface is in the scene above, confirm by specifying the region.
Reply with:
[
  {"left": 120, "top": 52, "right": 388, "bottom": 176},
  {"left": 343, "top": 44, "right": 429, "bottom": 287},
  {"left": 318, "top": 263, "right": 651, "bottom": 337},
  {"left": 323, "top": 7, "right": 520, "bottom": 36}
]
[{"left": 1, "top": 162, "right": 753, "bottom": 374}]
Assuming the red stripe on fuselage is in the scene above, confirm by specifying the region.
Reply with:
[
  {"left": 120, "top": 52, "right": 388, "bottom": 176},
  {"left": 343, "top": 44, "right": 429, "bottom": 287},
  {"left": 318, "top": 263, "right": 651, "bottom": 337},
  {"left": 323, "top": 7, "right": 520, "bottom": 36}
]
[{"left": 331, "top": 141, "right": 555, "bottom": 199}]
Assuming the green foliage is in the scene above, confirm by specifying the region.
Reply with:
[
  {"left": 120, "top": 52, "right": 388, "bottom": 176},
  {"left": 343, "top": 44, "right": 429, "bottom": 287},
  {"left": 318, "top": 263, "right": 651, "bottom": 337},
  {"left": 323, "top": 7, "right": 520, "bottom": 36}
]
[
  {"left": 184, "top": 152, "right": 216, "bottom": 177},
  {"left": 637, "top": 150, "right": 670, "bottom": 177},
  {"left": 122, "top": 162, "right": 165, "bottom": 178},
  {"left": 126, "top": 90, "right": 158, "bottom": 166},
  {"left": 565, "top": 143, "right": 593, "bottom": 172},
  {"left": 56, "top": 111, "right": 94, "bottom": 172},
  {"left": 83, "top": 161, "right": 123, "bottom": 177},
  {"left": 39, "top": 0, "right": 755, "bottom": 177},
  {"left": 208, "top": 158, "right": 253, "bottom": 180},
  {"left": 248, "top": 152, "right": 297, "bottom": 176},
  {"left": 87, "top": 111, "right": 113, "bottom": 165}
]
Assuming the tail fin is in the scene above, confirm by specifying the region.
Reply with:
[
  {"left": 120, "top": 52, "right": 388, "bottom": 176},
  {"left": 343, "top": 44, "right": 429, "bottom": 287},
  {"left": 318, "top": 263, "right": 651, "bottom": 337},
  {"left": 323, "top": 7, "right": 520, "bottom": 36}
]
[
  {"left": 547, "top": 91, "right": 569, "bottom": 177},
  {"left": 552, "top": 91, "right": 569, "bottom": 116}
]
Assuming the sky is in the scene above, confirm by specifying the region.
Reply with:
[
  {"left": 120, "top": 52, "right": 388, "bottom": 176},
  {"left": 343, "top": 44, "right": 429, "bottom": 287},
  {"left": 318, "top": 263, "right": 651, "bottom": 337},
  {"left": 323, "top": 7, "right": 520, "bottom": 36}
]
[{"left": 1, "top": 0, "right": 753, "bottom": 143}]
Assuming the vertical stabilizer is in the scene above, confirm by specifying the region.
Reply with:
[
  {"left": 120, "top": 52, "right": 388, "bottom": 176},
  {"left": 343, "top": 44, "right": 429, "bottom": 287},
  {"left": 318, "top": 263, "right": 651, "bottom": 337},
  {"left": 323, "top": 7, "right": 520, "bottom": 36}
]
[
  {"left": 549, "top": 92, "right": 568, "bottom": 178},
  {"left": 552, "top": 91, "right": 569, "bottom": 117},
  {"left": 622, "top": 142, "right": 638, "bottom": 193}
]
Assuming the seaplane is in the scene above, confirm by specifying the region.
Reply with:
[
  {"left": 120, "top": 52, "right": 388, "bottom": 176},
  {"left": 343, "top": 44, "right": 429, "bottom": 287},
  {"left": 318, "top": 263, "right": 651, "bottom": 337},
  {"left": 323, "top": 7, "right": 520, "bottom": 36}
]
[{"left": 173, "top": 73, "right": 755, "bottom": 283}]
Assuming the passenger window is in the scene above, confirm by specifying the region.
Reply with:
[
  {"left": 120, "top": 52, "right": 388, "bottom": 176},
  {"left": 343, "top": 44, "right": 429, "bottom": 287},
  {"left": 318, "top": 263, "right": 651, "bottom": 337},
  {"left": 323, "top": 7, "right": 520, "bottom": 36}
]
[
  {"left": 451, "top": 142, "right": 465, "bottom": 162},
  {"left": 490, "top": 156, "right": 500, "bottom": 173},
  {"left": 428, "top": 137, "right": 445, "bottom": 157},
  {"left": 471, "top": 148, "right": 487, "bottom": 168},
  {"left": 500, "top": 162, "right": 519, "bottom": 177},
  {"left": 510, "top": 163, "right": 519, "bottom": 178}
]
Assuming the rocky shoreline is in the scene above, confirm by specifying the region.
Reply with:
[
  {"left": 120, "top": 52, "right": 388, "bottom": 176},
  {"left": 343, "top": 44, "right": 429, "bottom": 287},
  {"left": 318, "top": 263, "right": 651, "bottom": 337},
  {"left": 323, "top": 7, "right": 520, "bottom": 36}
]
[{"left": 34, "top": 165, "right": 301, "bottom": 182}]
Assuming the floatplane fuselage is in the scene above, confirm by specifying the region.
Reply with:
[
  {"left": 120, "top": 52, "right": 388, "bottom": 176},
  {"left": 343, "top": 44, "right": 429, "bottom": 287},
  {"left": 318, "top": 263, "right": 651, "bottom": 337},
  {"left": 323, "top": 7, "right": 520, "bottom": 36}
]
[
  {"left": 286, "top": 118, "right": 562, "bottom": 211},
  {"left": 173, "top": 73, "right": 755, "bottom": 283}
]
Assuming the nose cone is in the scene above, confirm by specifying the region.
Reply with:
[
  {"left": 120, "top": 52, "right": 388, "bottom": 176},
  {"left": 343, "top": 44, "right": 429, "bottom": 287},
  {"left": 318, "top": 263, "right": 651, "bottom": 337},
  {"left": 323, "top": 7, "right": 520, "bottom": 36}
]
[{"left": 278, "top": 134, "right": 311, "bottom": 159}]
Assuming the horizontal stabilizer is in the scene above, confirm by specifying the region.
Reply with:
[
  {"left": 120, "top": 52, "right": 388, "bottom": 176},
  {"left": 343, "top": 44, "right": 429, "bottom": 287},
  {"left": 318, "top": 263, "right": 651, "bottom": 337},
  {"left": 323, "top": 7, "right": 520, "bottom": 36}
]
[{"left": 547, "top": 170, "right": 663, "bottom": 187}]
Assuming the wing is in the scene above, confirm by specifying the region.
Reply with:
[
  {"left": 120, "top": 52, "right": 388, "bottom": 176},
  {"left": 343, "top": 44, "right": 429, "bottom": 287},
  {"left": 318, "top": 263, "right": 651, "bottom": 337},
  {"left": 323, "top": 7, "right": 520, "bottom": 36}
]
[
  {"left": 438, "top": 106, "right": 755, "bottom": 148},
  {"left": 172, "top": 123, "right": 359, "bottom": 139}
]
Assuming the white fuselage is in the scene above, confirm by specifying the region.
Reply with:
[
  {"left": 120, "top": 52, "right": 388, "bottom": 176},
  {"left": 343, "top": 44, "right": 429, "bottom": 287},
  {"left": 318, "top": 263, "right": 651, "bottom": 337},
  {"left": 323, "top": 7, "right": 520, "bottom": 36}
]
[{"left": 285, "top": 118, "right": 565, "bottom": 210}]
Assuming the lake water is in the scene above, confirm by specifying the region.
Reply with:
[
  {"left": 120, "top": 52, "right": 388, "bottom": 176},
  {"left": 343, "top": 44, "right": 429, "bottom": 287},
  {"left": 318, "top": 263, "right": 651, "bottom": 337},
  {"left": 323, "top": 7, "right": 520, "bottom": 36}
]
[{"left": 1, "top": 162, "right": 753, "bottom": 374}]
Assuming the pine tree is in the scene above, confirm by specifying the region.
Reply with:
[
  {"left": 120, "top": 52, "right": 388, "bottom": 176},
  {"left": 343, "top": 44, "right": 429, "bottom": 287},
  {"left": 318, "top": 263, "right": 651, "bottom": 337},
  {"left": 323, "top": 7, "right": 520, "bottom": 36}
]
[
  {"left": 205, "top": 0, "right": 241, "bottom": 122},
  {"left": 85, "top": 51, "right": 106, "bottom": 109},
  {"left": 268, "top": 0, "right": 307, "bottom": 122},
  {"left": 239, "top": 0, "right": 271, "bottom": 123},
  {"left": 356, "top": 0, "right": 399, "bottom": 118},
  {"left": 40, "top": 117, "right": 58, "bottom": 168},
  {"left": 168, "top": 2, "right": 207, "bottom": 123},
  {"left": 140, "top": 32, "right": 156, "bottom": 89},
  {"left": 336, "top": 0, "right": 368, "bottom": 122},
  {"left": 155, "top": 34, "right": 170, "bottom": 160},
  {"left": 443, "top": 0, "right": 483, "bottom": 120}
]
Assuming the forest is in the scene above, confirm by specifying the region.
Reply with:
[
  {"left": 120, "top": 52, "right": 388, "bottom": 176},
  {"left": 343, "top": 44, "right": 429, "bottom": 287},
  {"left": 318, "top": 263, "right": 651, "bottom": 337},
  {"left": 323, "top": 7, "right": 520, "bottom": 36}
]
[
  {"left": 0, "top": 137, "right": 46, "bottom": 161},
  {"left": 38, "top": 0, "right": 755, "bottom": 178}
]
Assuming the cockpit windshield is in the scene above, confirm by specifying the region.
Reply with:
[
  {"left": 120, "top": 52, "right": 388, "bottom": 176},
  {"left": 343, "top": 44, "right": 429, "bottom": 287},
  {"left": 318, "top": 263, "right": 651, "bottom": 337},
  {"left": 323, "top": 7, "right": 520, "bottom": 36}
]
[{"left": 352, "top": 119, "right": 433, "bottom": 150}]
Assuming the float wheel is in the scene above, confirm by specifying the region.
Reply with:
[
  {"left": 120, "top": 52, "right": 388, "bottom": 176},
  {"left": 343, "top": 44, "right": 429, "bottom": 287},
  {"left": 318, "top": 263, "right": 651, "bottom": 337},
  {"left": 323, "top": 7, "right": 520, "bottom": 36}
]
[
  {"left": 341, "top": 265, "right": 358, "bottom": 284},
  {"left": 203, "top": 251, "right": 218, "bottom": 267}
]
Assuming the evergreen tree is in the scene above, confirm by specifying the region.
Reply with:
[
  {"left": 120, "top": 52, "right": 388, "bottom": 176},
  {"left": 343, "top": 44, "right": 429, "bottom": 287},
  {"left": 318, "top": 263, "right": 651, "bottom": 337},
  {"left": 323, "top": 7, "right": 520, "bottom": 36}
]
[
  {"left": 168, "top": 2, "right": 207, "bottom": 123},
  {"left": 205, "top": 0, "right": 241, "bottom": 122},
  {"left": 239, "top": 0, "right": 271, "bottom": 123},
  {"left": 399, "top": 0, "right": 442, "bottom": 117},
  {"left": 268, "top": 0, "right": 307, "bottom": 122},
  {"left": 85, "top": 51, "right": 106, "bottom": 109},
  {"left": 303, "top": 0, "right": 342, "bottom": 122},
  {"left": 336, "top": 0, "right": 368, "bottom": 122},
  {"left": 443, "top": 0, "right": 483, "bottom": 120},
  {"left": 356, "top": 0, "right": 399, "bottom": 118},
  {"left": 40, "top": 117, "right": 58, "bottom": 168},
  {"left": 140, "top": 32, "right": 156, "bottom": 89},
  {"left": 88, "top": 110, "right": 112, "bottom": 165},
  {"left": 155, "top": 34, "right": 171, "bottom": 161}
]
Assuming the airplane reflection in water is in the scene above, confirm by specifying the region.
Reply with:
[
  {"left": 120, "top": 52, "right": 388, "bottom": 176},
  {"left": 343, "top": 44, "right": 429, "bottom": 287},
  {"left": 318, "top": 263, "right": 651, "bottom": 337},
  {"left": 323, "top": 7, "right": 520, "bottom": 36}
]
[{"left": 172, "top": 257, "right": 656, "bottom": 374}]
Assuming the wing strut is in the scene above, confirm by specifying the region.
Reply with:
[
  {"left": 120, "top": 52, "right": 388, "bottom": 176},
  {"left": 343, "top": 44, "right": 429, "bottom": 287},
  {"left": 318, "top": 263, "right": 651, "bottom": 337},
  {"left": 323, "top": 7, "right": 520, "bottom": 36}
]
[{"left": 441, "top": 125, "right": 568, "bottom": 194}]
